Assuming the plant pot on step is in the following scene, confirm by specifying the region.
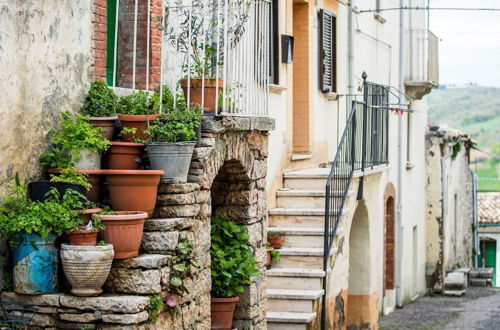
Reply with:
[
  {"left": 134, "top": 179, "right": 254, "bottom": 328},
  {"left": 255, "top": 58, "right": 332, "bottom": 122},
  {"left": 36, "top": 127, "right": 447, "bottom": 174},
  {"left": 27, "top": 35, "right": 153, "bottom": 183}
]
[
  {"left": 182, "top": 79, "right": 223, "bottom": 115},
  {"left": 74, "top": 208, "right": 102, "bottom": 225},
  {"left": 94, "top": 211, "right": 148, "bottom": 259},
  {"left": 106, "top": 142, "right": 145, "bottom": 169},
  {"left": 67, "top": 227, "right": 99, "bottom": 246},
  {"left": 54, "top": 182, "right": 87, "bottom": 198},
  {"left": 118, "top": 114, "right": 161, "bottom": 142},
  {"left": 49, "top": 169, "right": 104, "bottom": 203},
  {"left": 211, "top": 297, "right": 239, "bottom": 329},
  {"left": 75, "top": 149, "right": 102, "bottom": 170},
  {"left": 87, "top": 116, "right": 118, "bottom": 140},
  {"left": 268, "top": 234, "right": 284, "bottom": 249},
  {"left": 61, "top": 244, "right": 114, "bottom": 296},
  {"left": 265, "top": 248, "right": 273, "bottom": 268},
  {"left": 103, "top": 170, "right": 163, "bottom": 218},
  {"left": 146, "top": 141, "right": 196, "bottom": 183},
  {"left": 12, "top": 233, "right": 58, "bottom": 294},
  {"left": 28, "top": 180, "right": 52, "bottom": 202}
]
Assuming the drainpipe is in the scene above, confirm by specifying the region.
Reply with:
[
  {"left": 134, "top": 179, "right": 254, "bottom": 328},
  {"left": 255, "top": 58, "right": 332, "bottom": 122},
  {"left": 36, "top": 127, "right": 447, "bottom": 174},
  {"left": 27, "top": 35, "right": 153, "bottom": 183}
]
[
  {"left": 472, "top": 171, "right": 479, "bottom": 267},
  {"left": 395, "top": 0, "right": 404, "bottom": 307},
  {"left": 348, "top": 0, "right": 354, "bottom": 103}
]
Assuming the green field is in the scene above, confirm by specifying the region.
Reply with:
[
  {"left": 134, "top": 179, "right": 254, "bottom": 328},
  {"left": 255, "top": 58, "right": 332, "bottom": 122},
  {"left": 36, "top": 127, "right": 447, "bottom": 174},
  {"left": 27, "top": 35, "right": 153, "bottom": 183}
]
[{"left": 474, "top": 164, "right": 500, "bottom": 192}]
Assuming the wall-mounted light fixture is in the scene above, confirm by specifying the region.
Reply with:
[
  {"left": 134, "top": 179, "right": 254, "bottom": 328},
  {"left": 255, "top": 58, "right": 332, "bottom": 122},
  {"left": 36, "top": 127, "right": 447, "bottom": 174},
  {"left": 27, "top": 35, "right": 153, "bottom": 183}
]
[{"left": 281, "top": 35, "right": 294, "bottom": 63}]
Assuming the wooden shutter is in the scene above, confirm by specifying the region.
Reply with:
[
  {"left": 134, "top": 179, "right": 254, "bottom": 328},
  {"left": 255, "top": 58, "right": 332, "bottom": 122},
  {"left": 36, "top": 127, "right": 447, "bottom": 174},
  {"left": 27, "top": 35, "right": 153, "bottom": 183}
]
[{"left": 319, "top": 9, "right": 336, "bottom": 93}]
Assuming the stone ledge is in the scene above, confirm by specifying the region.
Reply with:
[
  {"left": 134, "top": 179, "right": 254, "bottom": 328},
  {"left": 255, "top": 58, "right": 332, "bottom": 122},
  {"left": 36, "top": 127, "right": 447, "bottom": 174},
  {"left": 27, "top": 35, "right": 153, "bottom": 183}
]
[
  {"left": 201, "top": 116, "right": 275, "bottom": 133},
  {"left": 113, "top": 254, "right": 170, "bottom": 269},
  {"left": 144, "top": 218, "right": 194, "bottom": 232},
  {"left": 141, "top": 231, "right": 180, "bottom": 254},
  {"left": 105, "top": 268, "right": 162, "bottom": 294}
]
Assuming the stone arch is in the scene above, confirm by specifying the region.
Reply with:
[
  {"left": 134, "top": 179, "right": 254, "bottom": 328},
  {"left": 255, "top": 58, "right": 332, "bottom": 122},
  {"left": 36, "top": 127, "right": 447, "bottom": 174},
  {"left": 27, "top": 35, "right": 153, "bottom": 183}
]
[
  {"left": 383, "top": 183, "right": 396, "bottom": 295},
  {"left": 346, "top": 201, "right": 378, "bottom": 329}
]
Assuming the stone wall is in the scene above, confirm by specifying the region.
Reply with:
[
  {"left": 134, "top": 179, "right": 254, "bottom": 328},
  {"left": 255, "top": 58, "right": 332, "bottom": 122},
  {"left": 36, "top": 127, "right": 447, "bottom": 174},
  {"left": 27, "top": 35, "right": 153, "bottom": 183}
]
[
  {"left": 425, "top": 126, "right": 474, "bottom": 292},
  {"left": 1, "top": 116, "right": 274, "bottom": 329}
]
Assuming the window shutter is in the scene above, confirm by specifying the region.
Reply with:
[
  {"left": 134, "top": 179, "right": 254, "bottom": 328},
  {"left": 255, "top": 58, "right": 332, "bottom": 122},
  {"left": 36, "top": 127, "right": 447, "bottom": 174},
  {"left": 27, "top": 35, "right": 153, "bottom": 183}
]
[{"left": 318, "top": 9, "right": 336, "bottom": 93}]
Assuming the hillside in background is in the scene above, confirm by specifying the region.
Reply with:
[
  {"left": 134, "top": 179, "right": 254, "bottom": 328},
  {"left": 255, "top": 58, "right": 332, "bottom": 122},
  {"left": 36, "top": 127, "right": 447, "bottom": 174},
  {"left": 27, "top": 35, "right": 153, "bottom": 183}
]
[{"left": 427, "top": 86, "right": 500, "bottom": 150}]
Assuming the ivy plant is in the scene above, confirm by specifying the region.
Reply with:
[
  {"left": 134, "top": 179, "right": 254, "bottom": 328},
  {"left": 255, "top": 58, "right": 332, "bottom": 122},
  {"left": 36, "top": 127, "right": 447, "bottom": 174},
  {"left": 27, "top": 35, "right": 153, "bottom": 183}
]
[
  {"left": 210, "top": 217, "right": 260, "bottom": 298},
  {"left": 0, "top": 176, "right": 81, "bottom": 246},
  {"left": 118, "top": 91, "right": 158, "bottom": 115},
  {"left": 169, "top": 232, "right": 201, "bottom": 296},
  {"left": 39, "top": 111, "right": 110, "bottom": 169},
  {"left": 81, "top": 81, "right": 118, "bottom": 117}
]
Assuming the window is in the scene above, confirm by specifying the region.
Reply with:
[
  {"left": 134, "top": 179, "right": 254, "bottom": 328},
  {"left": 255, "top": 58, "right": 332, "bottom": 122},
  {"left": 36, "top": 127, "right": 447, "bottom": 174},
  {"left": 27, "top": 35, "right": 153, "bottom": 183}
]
[
  {"left": 318, "top": 9, "right": 337, "bottom": 93},
  {"left": 269, "top": 0, "right": 279, "bottom": 85}
]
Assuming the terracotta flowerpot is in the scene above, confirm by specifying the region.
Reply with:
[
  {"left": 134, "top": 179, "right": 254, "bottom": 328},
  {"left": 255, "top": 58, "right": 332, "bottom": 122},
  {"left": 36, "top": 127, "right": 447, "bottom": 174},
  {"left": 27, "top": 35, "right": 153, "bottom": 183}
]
[
  {"left": 48, "top": 169, "right": 105, "bottom": 203},
  {"left": 75, "top": 208, "right": 102, "bottom": 224},
  {"left": 118, "top": 114, "right": 160, "bottom": 142},
  {"left": 211, "top": 296, "right": 239, "bottom": 329},
  {"left": 104, "top": 170, "right": 163, "bottom": 218},
  {"left": 265, "top": 248, "right": 273, "bottom": 268},
  {"left": 182, "top": 79, "right": 223, "bottom": 115},
  {"left": 68, "top": 227, "right": 99, "bottom": 246},
  {"left": 106, "top": 142, "right": 145, "bottom": 170},
  {"left": 87, "top": 116, "right": 118, "bottom": 140},
  {"left": 268, "top": 235, "right": 284, "bottom": 249},
  {"left": 94, "top": 211, "right": 148, "bottom": 259},
  {"left": 61, "top": 244, "right": 114, "bottom": 296}
]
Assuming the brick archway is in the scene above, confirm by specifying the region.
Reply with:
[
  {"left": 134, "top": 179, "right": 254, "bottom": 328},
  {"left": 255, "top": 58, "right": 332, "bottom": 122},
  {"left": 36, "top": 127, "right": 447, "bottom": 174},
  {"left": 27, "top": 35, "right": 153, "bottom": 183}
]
[{"left": 383, "top": 183, "right": 396, "bottom": 296}]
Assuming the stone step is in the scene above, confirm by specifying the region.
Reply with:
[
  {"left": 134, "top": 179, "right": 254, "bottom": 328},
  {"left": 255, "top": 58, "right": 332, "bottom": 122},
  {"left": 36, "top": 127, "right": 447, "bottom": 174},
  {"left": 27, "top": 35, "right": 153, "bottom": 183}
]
[
  {"left": 266, "top": 268, "right": 326, "bottom": 290},
  {"left": 267, "top": 311, "right": 317, "bottom": 330},
  {"left": 470, "top": 278, "right": 492, "bottom": 287},
  {"left": 268, "top": 226, "right": 344, "bottom": 248},
  {"left": 444, "top": 272, "right": 466, "bottom": 290},
  {"left": 273, "top": 247, "right": 337, "bottom": 269},
  {"left": 470, "top": 268, "right": 494, "bottom": 279},
  {"left": 266, "top": 289, "right": 324, "bottom": 313},
  {"left": 443, "top": 290, "right": 465, "bottom": 297},
  {"left": 283, "top": 168, "right": 351, "bottom": 190},
  {"left": 269, "top": 207, "right": 348, "bottom": 217},
  {"left": 276, "top": 189, "right": 354, "bottom": 208}
]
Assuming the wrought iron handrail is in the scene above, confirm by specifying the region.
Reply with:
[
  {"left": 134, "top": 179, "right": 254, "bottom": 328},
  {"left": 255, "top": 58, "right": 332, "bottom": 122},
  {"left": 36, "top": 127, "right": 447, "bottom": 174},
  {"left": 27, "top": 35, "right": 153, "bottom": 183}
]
[{"left": 320, "top": 77, "right": 390, "bottom": 329}]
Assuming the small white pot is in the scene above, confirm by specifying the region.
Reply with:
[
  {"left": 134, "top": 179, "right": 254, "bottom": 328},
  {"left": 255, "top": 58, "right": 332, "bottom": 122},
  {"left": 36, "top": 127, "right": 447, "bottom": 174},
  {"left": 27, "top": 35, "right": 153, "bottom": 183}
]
[
  {"left": 75, "top": 149, "right": 101, "bottom": 170},
  {"left": 61, "top": 244, "right": 114, "bottom": 297}
]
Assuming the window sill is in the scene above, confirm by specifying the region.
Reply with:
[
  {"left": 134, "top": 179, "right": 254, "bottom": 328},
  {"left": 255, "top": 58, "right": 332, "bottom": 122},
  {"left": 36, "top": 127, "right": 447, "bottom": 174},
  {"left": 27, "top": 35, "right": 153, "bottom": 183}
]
[
  {"left": 109, "top": 86, "right": 153, "bottom": 97},
  {"left": 291, "top": 154, "right": 312, "bottom": 161},
  {"left": 374, "top": 13, "right": 386, "bottom": 24},
  {"left": 325, "top": 92, "right": 338, "bottom": 101},
  {"left": 269, "top": 84, "right": 287, "bottom": 94}
]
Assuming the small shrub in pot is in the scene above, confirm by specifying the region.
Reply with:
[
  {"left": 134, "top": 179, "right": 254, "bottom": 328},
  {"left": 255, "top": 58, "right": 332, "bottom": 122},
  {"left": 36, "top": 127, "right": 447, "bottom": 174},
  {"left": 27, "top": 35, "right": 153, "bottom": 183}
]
[
  {"left": 82, "top": 81, "right": 119, "bottom": 140},
  {"left": 117, "top": 91, "right": 160, "bottom": 142}
]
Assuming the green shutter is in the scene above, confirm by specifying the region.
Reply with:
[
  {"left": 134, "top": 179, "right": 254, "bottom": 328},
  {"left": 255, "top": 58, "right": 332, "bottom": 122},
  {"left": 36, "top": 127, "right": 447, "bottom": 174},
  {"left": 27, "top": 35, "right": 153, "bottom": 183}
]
[{"left": 106, "top": 0, "right": 117, "bottom": 86}]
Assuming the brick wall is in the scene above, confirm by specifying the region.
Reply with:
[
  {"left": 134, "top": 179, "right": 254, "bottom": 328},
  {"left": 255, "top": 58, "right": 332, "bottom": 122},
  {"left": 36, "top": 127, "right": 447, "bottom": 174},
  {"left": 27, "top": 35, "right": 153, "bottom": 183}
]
[
  {"left": 92, "top": 0, "right": 162, "bottom": 89},
  {"left": 93, "top": 0, "right": 108, "bottom": 82}
]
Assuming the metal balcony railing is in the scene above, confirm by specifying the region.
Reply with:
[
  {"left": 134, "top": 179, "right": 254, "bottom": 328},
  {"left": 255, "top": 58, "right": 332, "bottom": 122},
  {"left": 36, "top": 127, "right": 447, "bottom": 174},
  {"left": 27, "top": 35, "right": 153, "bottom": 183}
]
[
  {"left": 321, "top": 77, "right": 391, "bottom": 329},
  {"left": 405, "top": 29, "right": 439, "bottom": 98}
]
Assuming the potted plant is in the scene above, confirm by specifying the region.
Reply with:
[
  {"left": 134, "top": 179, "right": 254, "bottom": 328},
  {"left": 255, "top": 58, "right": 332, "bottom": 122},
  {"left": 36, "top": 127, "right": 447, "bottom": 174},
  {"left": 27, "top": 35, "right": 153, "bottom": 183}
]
[
  {"left": 81, "top": 81, "right": 119, "bottom": 140},
  {"left": 27, "top": 180, "right": 52, "bottom": 202},
  {"left": 106, "top": 141, "right": 145, "bottom": 170},
  {"left": 210, "top": 217, "right": 260, "bottom": 329},
  {"left": 143, "top": 104, "right": 202, "bottom": 183},
  {"left": 60, "top": 242, "right": 114, "bottom": 296},
  {"left": 267, "top": 230, "right": 285, "bottom": 249},
  {"left": 49, "top": 169, "right": 91, "bottom": 197},
  {"left": 117, "top": 91, "right": 160, "bottom": 142},
  {"left": 103, "top": 169, "right": 164, "bottom": 218},
  {"left": 265, "top": 242, "right": 273, "bottom": 268},
  {"left": 94, "top": 211, "right": 148, "bottom": 259},
  {"left": 0, "top": 175, "right": 81, "bottom": 294},
  {"left": 40, "top": 111, "right": 110, "bottom": 170}
]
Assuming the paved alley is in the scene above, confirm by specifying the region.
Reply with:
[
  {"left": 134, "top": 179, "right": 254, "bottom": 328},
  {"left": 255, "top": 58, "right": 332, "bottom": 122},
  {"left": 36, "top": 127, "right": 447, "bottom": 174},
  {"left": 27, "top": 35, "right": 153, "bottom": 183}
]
[{"left": 379, "top": 287, "right": 500, "bottom": 329}]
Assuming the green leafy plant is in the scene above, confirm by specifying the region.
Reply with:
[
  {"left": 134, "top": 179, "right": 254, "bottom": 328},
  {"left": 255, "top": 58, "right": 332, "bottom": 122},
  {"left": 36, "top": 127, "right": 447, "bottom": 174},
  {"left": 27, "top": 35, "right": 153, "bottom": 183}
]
[
  {"left": 143, "top": 107, "right": 202, "bottom": 143},
  {"left": 145, "top": 294, "right": 164, "bottom": 322},
  {"left": 82, "top": 81, "right": 118, "bottom": 117},
  {"left": 118, "top": 91, "right": 158, "bottom": 115},
  {"left": 152, "top": 85, "right": 187, "bottom": 111},
  {"left": 50, "top": 170, "right": 92, "bottom": 190},
  {"left": 210, "top": 217, "right": 260, "bottom": 298},
  {"left": 0, "top": 178, "right": 80, "bottom": 246},
  {"left": 270, "top": 250, "right": 280, "bottom": 262},
  {"left": 96, "top": 240, "right": 107, "bottom": 246},
  {"left": 451, "top": 142, "right": 462, "bottom": 160},
  {"left": 169, "top": 232, "right": 201, "bottom": 296},
  {"left": 267, "top": 231, "right": 285, "bottom": 238},
  {"left": 39, "top": 111, "right": 110, "bottom": 169},
  {"left": 2, "top": 272, "right": 13, "bottom": 291}
]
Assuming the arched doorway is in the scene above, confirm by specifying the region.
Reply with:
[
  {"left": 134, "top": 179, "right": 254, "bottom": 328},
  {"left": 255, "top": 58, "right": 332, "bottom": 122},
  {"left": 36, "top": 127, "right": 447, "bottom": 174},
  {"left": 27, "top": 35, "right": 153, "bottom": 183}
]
[
  {"left": 346, "top": 201, "right": 378, "bottom": 329},
  {"left": 384, "top": 196, "right": 395, "bottom": 295}
]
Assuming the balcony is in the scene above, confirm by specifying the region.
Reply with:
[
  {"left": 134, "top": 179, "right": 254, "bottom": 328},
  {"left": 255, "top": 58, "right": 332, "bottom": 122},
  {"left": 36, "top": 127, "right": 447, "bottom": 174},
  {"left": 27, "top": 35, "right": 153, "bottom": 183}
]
[{"left": 404, "top": 29, "right": 439, "bottom": 100}]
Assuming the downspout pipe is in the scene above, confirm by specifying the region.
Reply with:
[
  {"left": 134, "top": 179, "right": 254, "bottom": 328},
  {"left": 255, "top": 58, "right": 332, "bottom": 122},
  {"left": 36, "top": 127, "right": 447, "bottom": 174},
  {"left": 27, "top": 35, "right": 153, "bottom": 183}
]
[
  {"left": 348, "top": 0, "right": 354, "bottom": 103},
  {"left": 396, "top": 0, "right": 404, "bottom": 307}
]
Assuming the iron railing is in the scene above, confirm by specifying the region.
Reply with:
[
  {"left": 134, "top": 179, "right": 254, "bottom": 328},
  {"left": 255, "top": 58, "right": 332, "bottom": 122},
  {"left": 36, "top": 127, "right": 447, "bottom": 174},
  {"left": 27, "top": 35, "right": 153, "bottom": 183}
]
[{"left": 321, "top": 77, "right": 390, "bottom": 329}]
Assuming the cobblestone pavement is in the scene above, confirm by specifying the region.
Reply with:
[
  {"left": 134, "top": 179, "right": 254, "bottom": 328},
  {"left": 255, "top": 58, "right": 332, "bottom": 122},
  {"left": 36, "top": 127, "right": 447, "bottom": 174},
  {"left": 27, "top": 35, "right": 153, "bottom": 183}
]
[{"left": 379, "top": 287, "right": 500, "bottom": 329}]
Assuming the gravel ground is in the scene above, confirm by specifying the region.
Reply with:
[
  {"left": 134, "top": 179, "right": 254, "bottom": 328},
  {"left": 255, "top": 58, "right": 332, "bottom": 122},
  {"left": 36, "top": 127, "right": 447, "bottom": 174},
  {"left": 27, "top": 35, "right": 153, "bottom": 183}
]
[{"left": 379, "top": 287, "right": 500, "bottom": 330}]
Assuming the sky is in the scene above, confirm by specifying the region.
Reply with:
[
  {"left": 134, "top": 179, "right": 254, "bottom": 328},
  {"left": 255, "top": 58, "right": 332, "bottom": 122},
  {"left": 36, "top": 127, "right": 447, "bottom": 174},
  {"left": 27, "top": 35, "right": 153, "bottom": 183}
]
[{"left": 429, "top": 0, "right": 500, "bottom": 87}]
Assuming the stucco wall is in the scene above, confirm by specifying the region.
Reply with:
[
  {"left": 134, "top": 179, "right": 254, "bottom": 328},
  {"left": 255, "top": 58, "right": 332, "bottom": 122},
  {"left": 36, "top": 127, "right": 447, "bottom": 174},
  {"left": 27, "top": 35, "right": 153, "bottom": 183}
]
[
  {"left": 0, "top": 1, "right": 94, "bottom": 199},
  {"left": 425, "top": 129, "right": 473, "bottom": 292}
]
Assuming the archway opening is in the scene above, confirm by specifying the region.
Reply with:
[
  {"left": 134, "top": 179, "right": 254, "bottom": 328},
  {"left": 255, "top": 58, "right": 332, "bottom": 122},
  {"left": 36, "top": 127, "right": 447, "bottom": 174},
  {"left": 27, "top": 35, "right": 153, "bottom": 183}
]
[
  {"left": 384, "top": 196, "right": 395, "bottom": 295},
  {"left": 346, "top": 201, "right": 378, "bottom": 328}
]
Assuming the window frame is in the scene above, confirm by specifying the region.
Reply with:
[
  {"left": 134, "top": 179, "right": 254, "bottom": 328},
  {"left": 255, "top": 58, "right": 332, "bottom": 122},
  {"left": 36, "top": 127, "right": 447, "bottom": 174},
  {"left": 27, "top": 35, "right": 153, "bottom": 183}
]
[{"left": 318, "top": 9, "right": 337, "bottom": 93}]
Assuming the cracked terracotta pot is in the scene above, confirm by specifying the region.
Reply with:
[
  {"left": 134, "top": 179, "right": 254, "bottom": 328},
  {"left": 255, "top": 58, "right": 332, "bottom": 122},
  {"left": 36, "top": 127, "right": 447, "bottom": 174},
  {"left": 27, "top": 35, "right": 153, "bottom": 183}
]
[
  {"left": 103, "top": 170, "right": 163, "bottom": 218},
  {"left": 94, "top": 211, "right": 148, "bottom": 259},
  {"left": 118, "top": 114, "right": 160, "bottom": 142},
  {"left": 106, "top": 142, "right": 145, "bottom": 170}
]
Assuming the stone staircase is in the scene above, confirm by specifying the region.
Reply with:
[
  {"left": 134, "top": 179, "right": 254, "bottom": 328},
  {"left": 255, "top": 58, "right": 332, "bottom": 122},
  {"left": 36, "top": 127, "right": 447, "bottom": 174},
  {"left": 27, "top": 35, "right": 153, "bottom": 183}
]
[{"left": 266, "top": 168, "right": 355, "bottom": 330}]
